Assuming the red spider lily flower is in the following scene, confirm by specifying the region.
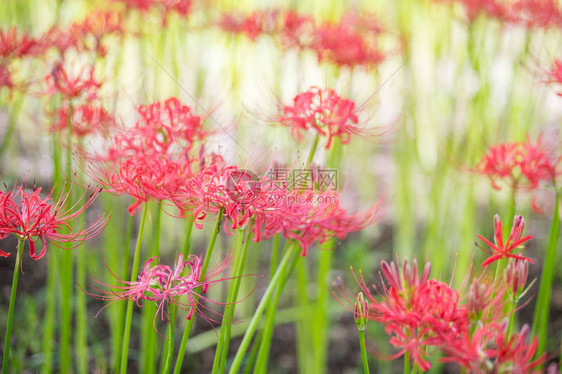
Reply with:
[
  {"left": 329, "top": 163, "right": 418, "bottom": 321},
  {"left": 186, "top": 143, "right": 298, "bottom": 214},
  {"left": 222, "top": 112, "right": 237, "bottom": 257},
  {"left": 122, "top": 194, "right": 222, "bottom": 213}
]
[
  {"left": 50, "top": 103, "right": 116, "bottom": 137},
  {"left": 476, "top": 136, "right": 558, "bottom": 191},
  {"left": 441, "top": 323, "right": 545, "bottom": 372},
  {"left": 104, "top": 153, "right": 193, "bottom": 215},
  {"left": 0, "top": 27, "right": 40, "bottom": 60},
  {"left": 113, "top": 0, "right": 154, "bottom": 12},
  {"left": 465, "top": 276, "right": 508, "bottom": 323},
  {"left": 218, "top": 12, "right": 264, "bottom": 41},
  {"left": 510, "top": 0, "right": 562, "bottom": 28},
  {"left": 39, "top": 26, "right": 81, "bottom": 55},
  {"left": 477, "top": 215, "right": 533, "bottom": 267},
  {"left": 433, "top": 0, "right": 509, "bottom": 23},
  {"left": 276, "top": 87, "right": 365, "bottom": 149},
  {"left": 86, "top": 253, "right": 234, "bottom": 324},
  {"left": 505, "top": 259, "right": 529, "bottom": 296},
  {"left": 259, "top": 189, "right": 384, "bottom": 256},
  {"left": 90, "top": 99, "right": 207, "bottom": 215},
  {"left": 348, "top": 259, "right": 466, "bottom": 370},
  {"left": 45, "top": 63, "right": 101, "bottom": 101},
  {"left": 0, "top": 182, "right": 108, "bottom": 260},
  {"left": 107, "top": 98, "right": 207, "bottom": 160},
  {"left": 70, "top": 10, "right": 123, "bottom": 56},
  {"left": 311, "top": 11, "right": 385, "bottom": 68}
]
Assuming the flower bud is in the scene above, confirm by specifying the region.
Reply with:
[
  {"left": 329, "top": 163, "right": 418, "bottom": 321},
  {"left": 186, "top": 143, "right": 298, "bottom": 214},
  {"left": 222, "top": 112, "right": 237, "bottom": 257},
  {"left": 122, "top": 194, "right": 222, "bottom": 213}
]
[{"left": 354, "top": 292, "right": 368, "bottom": 331}]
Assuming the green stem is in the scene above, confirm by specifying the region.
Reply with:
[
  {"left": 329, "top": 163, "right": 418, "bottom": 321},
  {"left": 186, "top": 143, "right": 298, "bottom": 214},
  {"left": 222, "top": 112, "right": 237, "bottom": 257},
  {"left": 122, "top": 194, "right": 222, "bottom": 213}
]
[
  {"left": 212, "top": 229, "right": 245, "bottom": 373},
  {"left": 532, "top": 190, "right": 560, "bottom": 356},
  {"left": 253, "top": 242, "right": 295, "bottom": 374},
  {"left": 228, "top": 244, "right": 300, "bottom": 374},
  {"left": 141, "top": 202, "right": 162, "bottom": 374},
  {"left": 183, "top": 216, "right": 195, "bottom": 257},
  {"left": 112, "top": 205, "right": 135, "bottom": 371},
  {"left": 159, "top": 307, "right": 177, "bottom": 374},
  {"left": 43, "top": 127, "right": 63, "bottom": 374},
  {"left": 0, "top": 93, "right": 24, "bottom": 156},
  {"left": 173, "top": 208, "right": 224, "bottom": 374},
  {"left": 120, "top": 202, "right": 150, "bottom": 374},
  {"left": 2, "top": 239, "right": 24, "bottom": 374},
  {"left": 76, "top": 245, "right": 88, "bottom": 374},
  {"left": 359, "top": 330, "right": 370, "bottom": 374},
  {"left": 306, "top": 133, "right": 321, "bottom": 168},
  {"left": 60, "top": 102, "right": 74, "bottom": 374},
  {"left": 295, "top": 257, "right": 314, "bottom": 374},
  {"left": 404, "top": 351, "right": 410, "bottom": 374},
  {"left": 217, "top": 228, "right": 252, "bottom": 374}
]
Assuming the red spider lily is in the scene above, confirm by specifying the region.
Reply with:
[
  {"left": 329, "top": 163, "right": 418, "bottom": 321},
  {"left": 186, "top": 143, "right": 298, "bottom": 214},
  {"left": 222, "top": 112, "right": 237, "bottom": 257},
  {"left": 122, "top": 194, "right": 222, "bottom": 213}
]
[
  {"left": 107, "top": 98, "right": 207, "bottom": 160},
  {"left": 218, "top": 9, "right": 313, "bottom": 48},
  {"left": 180, "top": 155, "right": 266, "bottom": 234},
  {"left": 218, "top": 12, "right": 264, "bottom": 41},
  {"left": 45, "top": 63, "right": 101, "bottom": 101},
  {"left": 0, "top": 182, "right": 108, "bottom": 260},
  {"left": 433, "top": 0, "right": 509, "bottom": 23},
  {"left": 505, "top": 259, "right": 529, "bottom": 295},
  {"left": 477, "top": 215, "right": 533, "bottom": 267},
  {"left": 441, "top": 323, "right": 545, "bottom": 372},
  {"left": 510, "top": 0, "right": 562, "bottom": 28},
  {"left": 258, "top": 189, "right": 384, "bottom": 256},
  {"left": 276, "top": 87, "right": 366, "bottom": 149},
  {"left": 50, "top": 103, "right": 116, "bottom": 137},
  {"left": 466, "top": 277, "right": 507, "bottom": 322},
  {"left": 545, "top": 59, "right": 562, "bottom": 96},
  {"left": 0, "top": 27, "right": 40, "bottom": 60},
  {"left": 39, "top": 26, "right": 81, "bottom": 55},
  {"left": 476, "top": 136, "right": 558, "bottom": 191},
  {"left": 104, "top": 153, "right": 193, "bottom": 215},
  {"left": 311, "top": 11, "right": 385, "bottom": 68},
  {"left": 70, "top": 10, "right": 123, "bottom": 56},
  {"left": 86, "top": 253, "right": 234, "bottom": 324},
  {"left": 91, "top": 98, "right": 207, "bottom": 214},
  {"left": 340, "top": 259, "right": 467, "bottom": 370},
  {"left": 113, "top": 0, "right": 154, "bottom": 12}
]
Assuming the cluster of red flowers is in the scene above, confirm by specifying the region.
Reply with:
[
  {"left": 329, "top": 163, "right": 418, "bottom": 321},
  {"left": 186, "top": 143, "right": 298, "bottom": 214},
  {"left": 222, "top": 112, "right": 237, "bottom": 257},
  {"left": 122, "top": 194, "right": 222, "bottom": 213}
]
[
  {"left": 476, "top": 136, "right": 558, "bottom": 191},
  {"left": 96, "top": 97, "right": 207, "bottom": 214},
  {"left": 275, "top": 86, "right": 368, "bottom": 149},
  {"left": 0, "top": 183, "right": 108, "bottom": 260},
  {"left": 218, "top": 9, "right": 313, "bottom": 46},
  {"left": 175, "top": 155, "right": 384, "bottom": 255},
  {"left": 338, "top": 215, "right": 542, "bottom": 371},
  {"left": 87, "top": 253, "right": 232, "bottom": 323},
  {"left": 217, "top": 8, "right": 387, "bottom": 68},
  {"left": 437, "top": 0, "right": 562, "bottom": 27}
]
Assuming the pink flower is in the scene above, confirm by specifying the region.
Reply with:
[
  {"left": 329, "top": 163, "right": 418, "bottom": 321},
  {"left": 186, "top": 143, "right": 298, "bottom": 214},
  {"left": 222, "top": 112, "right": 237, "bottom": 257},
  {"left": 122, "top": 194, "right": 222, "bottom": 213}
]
[
  {"left": 477, "top": 215, "right": 533, "bottom": 267},
  {"left": 441, "top": 323, "right": 545, "bottom": 372},
  {"left": 476, "top": 136, "right": 558, "bottom": 191},
  {"left": 50, "top": 103, "right": 116, "bottom": 137},
  {"left": 0, "top": 27, "right": 40, "bottom": 60},
  {"left": 276, "top": 87, "right": 365, "bottom": 149},
  {"left": 87, "top": 253, "right": 233, "bottom": 323},
  {"left": 91, "top": 98, "right": 207, "bottom": 214},
  {"left": 311, "top": 11, "right": 385, "bottom": 68},
  {"left": 510, "top": 0, "right": 562, "bottom": 28},
  {"left": 0, "top": 182, "right": 108, "bottom": 260},
  {"left": 45, "top": 63, "right": 101, "bottom": 101}
]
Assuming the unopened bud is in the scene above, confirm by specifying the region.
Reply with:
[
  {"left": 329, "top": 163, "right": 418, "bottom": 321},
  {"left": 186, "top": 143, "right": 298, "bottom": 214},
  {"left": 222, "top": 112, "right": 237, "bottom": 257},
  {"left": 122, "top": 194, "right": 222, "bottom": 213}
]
[{"left": 354, "top": 292, "right": 368, "bottom": 331}]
